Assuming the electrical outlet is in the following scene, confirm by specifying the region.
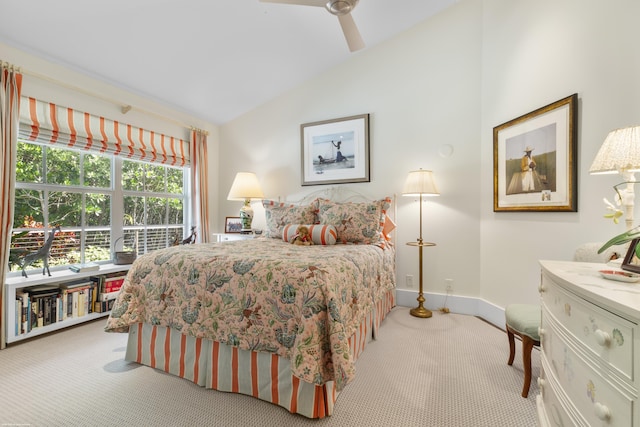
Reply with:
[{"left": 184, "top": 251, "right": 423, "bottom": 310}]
[
  {"left": 406, "top": 275, "right": 414, "bottom": 288},
  {"left": 445, "top": 278, "right": 453, "bottom": 293}
]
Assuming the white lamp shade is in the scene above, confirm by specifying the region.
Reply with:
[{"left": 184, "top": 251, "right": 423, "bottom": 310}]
[
  {"left": 227, "top": 172, "right": 264, "bottom": 201},
  {"left": 590, "top": 126, "right": 640, "bottom": 174},
  {"left": 402, "top": 169, "right": 440, "bottom": 196}
]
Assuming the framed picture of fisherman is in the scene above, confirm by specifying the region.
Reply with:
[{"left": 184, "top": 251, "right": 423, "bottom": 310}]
[
  {"left": 493, "top": 94, "right": 578, "bottom": 212},
  {"left": 300, "top": 114, "right": 370, "bottom": 186}
]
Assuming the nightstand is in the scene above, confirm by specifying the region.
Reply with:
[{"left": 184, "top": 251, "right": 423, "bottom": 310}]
[{"left": 212, "top": 233, "right": 257, "bottom": 242}]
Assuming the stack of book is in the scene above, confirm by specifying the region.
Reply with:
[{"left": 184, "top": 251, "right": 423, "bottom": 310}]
[
  {"left": 60, "top": 280, "right": 95, "bottom": 320},
  {"left": 68, "top": 262, "right": 100, "bottom": 273},
  {"left": 91, "top": 272, "right": 126, "bottom": 313},
  {"left": 13, "top": 271, "right": 128, "bottom": 336},
  {"left": 14, "top": 279, "right": 99, "bottom": 335},
  {"left": 15, "top": 285, "right": 60, "bottom": 332}
]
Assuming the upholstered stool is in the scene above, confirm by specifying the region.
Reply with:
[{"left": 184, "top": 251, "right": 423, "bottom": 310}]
[{"left": 505, "top": 304, "right": 541, "bottom": 398}]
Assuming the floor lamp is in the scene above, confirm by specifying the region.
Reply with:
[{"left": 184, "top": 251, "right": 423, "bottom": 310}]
[
  {"left": 590, "top": 126, "right": 640, "bottom": 231},
  {"left": 402, "top": 169, "right": 440, "bottom": 318}
]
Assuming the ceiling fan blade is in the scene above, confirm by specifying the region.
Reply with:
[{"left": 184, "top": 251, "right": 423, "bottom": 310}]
[
  {"left": 338, "top": 13, "right": 365, "bottom": 52},
  {"left": 260, "top": 0, "right": 326, "bottom": 6}
]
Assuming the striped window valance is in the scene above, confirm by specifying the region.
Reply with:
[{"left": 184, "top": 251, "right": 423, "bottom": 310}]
[{"left": 18, "top": 96, "right": 189, "bottom": 166}]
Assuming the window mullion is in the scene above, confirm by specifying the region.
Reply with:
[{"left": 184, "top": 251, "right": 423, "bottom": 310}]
[{"left": 112, "top": 156, "right": 125, "bottom": 250}]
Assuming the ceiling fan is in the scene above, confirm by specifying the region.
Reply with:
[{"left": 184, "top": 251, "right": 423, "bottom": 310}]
[{"left": 260, "top": 0, "right": 365, "bottom": 52}]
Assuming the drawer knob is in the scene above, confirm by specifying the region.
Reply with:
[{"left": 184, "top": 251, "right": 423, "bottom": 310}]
[
  {"left": 594, "top": 402, "right": 611, "bottom": 421},
  {"left": 595, "top": 329, "right": 611, "bottom": 347},
  {"left": 537, "top": 378, "right": 545, "bottom": 396},
  {"left": 538, "top": 283, "right": 546, "bottom": 293},
  {"left": 538, "top": 327, "right": 545, "bottom": 337}
]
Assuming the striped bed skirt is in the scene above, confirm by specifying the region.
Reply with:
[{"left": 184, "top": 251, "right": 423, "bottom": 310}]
[{"left": 124, "top": 290, "right": 395, "bottom": 418}]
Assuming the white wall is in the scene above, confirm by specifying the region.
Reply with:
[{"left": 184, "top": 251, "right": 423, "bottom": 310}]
[
  {"left": 220, "top": 0, "right": 640, "bottom": 314},
  {"left": 480, "top": 0, "right": 640, "bottom": 308},
  {"left": 0, "top": 42, "right": 220, "bottom": 233},
  {"left": 220, "top": 1, "right": 483, "bottom": 303}
]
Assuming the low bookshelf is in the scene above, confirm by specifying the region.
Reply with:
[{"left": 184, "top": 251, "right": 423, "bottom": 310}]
[{"left": 4, "top": 263, "right": 131, "bottom": 344}]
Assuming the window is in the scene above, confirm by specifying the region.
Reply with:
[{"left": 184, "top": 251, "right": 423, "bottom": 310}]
[
  {"left": 121, "top": 159, "right": 186, "bottom": 253},
  {"left": 9, "top": 140, "right": 189, "bottom": 275}
]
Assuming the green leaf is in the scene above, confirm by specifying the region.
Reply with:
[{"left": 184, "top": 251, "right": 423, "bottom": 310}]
[{"left": 598, "top": 226, "right": 640, "bottom": 254}]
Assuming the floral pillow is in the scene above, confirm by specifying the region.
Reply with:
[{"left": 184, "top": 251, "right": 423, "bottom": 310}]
[
  {"left": 262, "top": 200, "right": 316, "bottom": 238},
  {"left": 316, "top": 197, "right": 392, "bottom": 244}
]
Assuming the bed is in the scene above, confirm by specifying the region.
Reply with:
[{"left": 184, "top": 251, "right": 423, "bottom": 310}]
[{"left": 104, "top": 190, "right": 396, "bottom": 418}]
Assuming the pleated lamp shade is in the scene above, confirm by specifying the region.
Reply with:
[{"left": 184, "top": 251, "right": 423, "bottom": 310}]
[
  {"left": 402, "top": 169, "right": 440, "bottom": 196},
  {"left": 590, "top": 126, "right": 640, "bottom": 174}
]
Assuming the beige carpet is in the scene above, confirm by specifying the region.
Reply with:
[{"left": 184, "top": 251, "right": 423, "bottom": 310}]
[{"left": 0, "top": 307, "right": 539, "bottom": 426}]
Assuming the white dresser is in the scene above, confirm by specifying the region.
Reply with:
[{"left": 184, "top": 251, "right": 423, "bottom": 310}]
[{"left": 537, "top": 260, "right": 640, "bottom": 426}]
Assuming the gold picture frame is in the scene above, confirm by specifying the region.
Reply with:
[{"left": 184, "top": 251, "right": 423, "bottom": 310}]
[{"left": 493, "top": 94, "right": 578, "bottom": 212}]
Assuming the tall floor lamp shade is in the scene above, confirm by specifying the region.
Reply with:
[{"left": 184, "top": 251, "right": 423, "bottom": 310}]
[
  {"left": 227, "top": 172, "right": 264, "bottom": 232},
  {"left": 402, "top": 169, "right": 440, "bottom": 318},
  {"left": 590, "top": 126, "right": 640, "bottom": 231}
]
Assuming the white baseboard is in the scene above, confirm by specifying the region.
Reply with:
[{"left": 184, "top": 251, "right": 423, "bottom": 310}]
[{"left": 395, "top": 289, "right": 506, "bottom": 331}]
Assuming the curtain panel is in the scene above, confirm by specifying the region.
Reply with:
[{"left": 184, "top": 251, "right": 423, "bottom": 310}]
[
  {"left": 0, "top": 63, "right": 23, "bottom": 349},
  {"left": 190, "top": 130, "right": 210, "bottom": 243},
  {"left": 19, "top": 97, "right": 190, "bottom": 166}
]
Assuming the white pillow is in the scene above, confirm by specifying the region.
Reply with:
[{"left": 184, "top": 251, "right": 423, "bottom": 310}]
[{"left": 282, "top": 224, "right": 337, "bottom": 245}]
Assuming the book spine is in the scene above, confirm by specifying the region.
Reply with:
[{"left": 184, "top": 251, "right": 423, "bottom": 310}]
[
  {"left": 82, "top": 291, "right": 88, "bottom": 316},
  {"left": 78, "top": 292, "right": 86, "bottom": 317},
  {"left": 15, "top": 299, "right": 21, "bottom": 336},
  {"left": 35, "top": 297, "right": 44, "bottom": 328},
  {"left": 67, "top": 291, "right": 73, "bottom": 319},
  {"left": 43, "top": 296, "right": 51, "bottom": 326},
  {"left": 90, "top": 282, "right": 98, "bottom": 313},
  {"left": 57, "top": 295, "right": 62, "bottom": 322},
  {"left": 72, "top": 292, "right": 78, "bottom": 318},
  {"left": 51, "top": 295, "right": 57, "bottom": 324},
  {"left": 104, "top": 277, "right": 125, "bottom": 293},
  {"left": 27, "top": 299, "right": 33, "bottom": 332},
  {"left": 99, "top": 291, "right": 121, "bottom": 301},
  {"left": 16, "top": 291, "right": 29, "bottom": 334}
]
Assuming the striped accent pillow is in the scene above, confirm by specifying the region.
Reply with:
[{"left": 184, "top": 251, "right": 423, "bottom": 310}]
[{"left": 282, "top": 224, "right": 338, "bottom": 245}]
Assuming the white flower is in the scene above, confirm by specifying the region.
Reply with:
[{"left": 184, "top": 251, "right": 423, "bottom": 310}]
[{"left": 603, "top": 197, "right": 623, "bottom": 224}]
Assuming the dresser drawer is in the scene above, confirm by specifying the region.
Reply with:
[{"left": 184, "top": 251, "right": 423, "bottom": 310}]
[
  {"left": 538, "top": 356, "right": 587, "bottom": 427},
  {"left": 540, "top": 273, "right": 634, "bottom": 381},
  {"left": 541, "top": 308, "right": 634, "bottom": 426}
]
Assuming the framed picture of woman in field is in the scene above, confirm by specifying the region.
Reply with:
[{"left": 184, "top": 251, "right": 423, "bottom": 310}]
[{"left": 493, "top": 94, "right": 578, "bottom": 212}]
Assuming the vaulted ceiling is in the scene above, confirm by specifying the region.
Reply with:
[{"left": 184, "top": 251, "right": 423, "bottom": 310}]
[{"left": 0, "top": 0, "right": 458, "bottom": 124}]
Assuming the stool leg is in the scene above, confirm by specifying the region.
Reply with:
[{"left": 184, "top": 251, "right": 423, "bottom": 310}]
[
  {"left": 521, "top": 336, "right": 534, "bottom": 398},
  {"left": 507, "top": 326, "right": 515, "bottom": 366}
]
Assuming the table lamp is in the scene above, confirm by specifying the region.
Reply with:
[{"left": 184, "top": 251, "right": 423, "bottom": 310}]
[
  {"left": 590, "top": 126, "right": 640, "bottom": 231},
  {"left": 227, "top": 172, "right": 264, "bottom": 232},
  {"left": 402, "top": 168, "right": 440, "bottom": 318}
]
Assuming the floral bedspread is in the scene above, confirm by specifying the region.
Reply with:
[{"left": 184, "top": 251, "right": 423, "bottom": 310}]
[{"left": 104, "top": 239, "right": 395, "bottom": 390}]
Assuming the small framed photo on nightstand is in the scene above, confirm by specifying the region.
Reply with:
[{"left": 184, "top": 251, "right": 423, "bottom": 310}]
[
  {"left": 622, "top": 238, "right": 640, "bottom": 274},
  {"left": 225, "top": 217, "right": 242, "bottom": 233}
]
